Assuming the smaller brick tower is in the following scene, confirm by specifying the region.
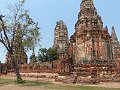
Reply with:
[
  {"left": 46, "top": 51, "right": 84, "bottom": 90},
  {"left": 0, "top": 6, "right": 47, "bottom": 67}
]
[
  {"left": 111, "top": 26, "right": 120, "bottom": 68},
  {"left": 6, "top": 24, "right": 27, "bottom": 71},
  {"left": 53, "top": 20, "right": 69, "bottom": 56}
]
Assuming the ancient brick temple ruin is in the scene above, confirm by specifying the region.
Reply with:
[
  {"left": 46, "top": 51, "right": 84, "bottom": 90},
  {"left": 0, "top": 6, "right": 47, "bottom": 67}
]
[
  {"left": 0, "top": 0, "right": 120, "bottom": 83},
  {"left": 111, "top": 26, "right": 120, "bottom": 68},
  {"left": 5, "top": 24, "right": 28, "bottom": 72},
  {"left": 53, "top": 20, "right": 69, "bottom": 56},
  {"left": 54, "top": 0, "right": 120, "bottom": 83}
]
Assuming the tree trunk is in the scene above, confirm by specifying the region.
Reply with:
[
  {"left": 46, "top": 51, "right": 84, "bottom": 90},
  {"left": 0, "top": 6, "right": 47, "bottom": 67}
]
[{"left": 9, "top": 52, "right": 23, "bottom": 80}]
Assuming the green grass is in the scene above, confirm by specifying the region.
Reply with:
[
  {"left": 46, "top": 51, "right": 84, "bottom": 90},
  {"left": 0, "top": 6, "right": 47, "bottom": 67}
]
[
  {"left": 0, "top": 77, "right": 119, "bottom": 90},
  {"left": 0, "top": 77, "right": 50, "bottom": 86},
  {"left": 0, "top": 78, "right": 15, "bottom": 85},
  {"left": 23, "top": 80, "right": 51, "bottom": 86},
  {"left": 43, "top": 84, "right": 120, "bottom": 90}
]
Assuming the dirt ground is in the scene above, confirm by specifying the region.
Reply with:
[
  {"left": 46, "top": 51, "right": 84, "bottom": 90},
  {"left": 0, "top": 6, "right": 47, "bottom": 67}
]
[{"left": 1, "top": 75, "right": 120, "bottom": 89}]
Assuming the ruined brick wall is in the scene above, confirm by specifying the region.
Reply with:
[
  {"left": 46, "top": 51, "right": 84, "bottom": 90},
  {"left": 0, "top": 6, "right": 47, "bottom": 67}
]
[
  {"left": 19, "top": 57, "right": 72, "bottom": 75},
  {"left": 114, "top": 47, "right": 120, "bottom": 68},
  {"left": 57, "top": 57, "right": 72, "bottom": 75},
  {"left": 19, "top": 60, "right": 60, "bottom": 73}
]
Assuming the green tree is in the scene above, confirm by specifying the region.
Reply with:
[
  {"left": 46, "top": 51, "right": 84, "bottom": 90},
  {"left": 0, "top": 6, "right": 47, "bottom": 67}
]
[
  {"left": 29, "top": 53, "right": 38, "bottom": 62},
  {"left": 38, "top": 48, "right": 59, "bottom": 62},
  {"left": 47, "top": 48, "right": 59, "bottom": 62},
  {"left": 0, "top": 0, "right": 40, "bottom": 82},
  {"left": 38, "top": 48, "right": 48, "bottom": 62}
]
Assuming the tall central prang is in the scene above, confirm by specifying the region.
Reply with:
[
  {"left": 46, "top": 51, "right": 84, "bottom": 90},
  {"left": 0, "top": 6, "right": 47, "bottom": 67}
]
[{"left": 70, "top": 0, "right": 113, "bottom": 64}]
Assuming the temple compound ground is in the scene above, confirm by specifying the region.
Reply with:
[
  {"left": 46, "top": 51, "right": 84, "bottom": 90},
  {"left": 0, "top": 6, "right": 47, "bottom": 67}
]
[{"left": 0, "top": 74, "right": 120, "bottom": 90}]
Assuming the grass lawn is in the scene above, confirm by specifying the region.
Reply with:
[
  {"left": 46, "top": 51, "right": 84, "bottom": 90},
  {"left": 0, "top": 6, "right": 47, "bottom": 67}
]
[{"left": 0, "top": 78, "right": 120, "bottom": 90}]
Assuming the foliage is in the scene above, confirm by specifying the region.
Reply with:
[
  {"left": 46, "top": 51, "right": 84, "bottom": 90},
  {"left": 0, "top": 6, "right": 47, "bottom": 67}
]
[
  {"left": 38, "top": 48, "right": 48, "bottom": 62},
  {"left": 38, "top": 48, "right": 59, "bottom": 62},
  {"left": 47, "top": 48, "right": 59, "bottom": 61},
  {"left": 0, "top": 0, "right": 41, "bottom": 81},
  {"left": 0, "top": 0, "right": 41, "bottom": 52},
  {"left": 29, "top": 53, "right": 38, "bottom": 62}
]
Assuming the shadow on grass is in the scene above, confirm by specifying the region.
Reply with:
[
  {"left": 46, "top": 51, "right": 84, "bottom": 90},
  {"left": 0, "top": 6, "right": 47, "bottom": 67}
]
[
  {"left": 0, "top": 77, "right": 51, "bottom": 86},
  {"left": 23, "top": 80, "right": 52, "bottom": 86}
]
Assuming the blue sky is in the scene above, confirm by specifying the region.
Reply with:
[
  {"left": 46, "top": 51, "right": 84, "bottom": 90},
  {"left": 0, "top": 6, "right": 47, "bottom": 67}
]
[{"left": 0, "top": 0, "right": 120, "bottom": 63}]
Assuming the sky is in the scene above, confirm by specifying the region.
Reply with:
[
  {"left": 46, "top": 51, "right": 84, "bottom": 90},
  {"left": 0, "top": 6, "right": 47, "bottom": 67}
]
[{"left": 0, "top": 0, "right": 120, "bottom": 63}]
